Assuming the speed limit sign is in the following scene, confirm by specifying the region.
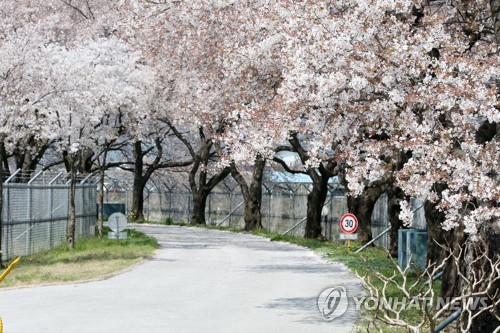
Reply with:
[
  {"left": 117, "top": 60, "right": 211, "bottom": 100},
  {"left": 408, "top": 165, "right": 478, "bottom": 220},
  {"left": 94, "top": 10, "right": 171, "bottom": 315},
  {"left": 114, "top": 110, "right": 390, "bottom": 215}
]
[{"left": 340, "top": 214, "right": 358, "bottom": 234}]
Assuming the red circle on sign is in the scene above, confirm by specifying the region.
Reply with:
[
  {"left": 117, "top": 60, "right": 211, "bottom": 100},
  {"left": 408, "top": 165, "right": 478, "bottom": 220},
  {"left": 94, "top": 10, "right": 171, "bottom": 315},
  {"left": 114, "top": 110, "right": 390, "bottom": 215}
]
[{"left": 340, "top": 214, "right": 358, "bottom": 234}]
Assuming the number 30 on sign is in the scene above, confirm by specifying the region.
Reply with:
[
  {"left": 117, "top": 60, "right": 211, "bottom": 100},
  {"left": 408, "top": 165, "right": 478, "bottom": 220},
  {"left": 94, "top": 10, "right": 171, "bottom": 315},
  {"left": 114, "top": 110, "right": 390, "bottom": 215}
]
[{"left": 340, "top": 214, "right": 358, "bottom": 234}]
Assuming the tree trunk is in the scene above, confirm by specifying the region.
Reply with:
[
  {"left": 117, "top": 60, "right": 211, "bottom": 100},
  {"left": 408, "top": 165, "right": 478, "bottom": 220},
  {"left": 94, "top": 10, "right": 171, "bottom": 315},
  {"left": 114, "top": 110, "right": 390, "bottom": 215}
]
[
  {"left": 67, "top": 157, "right": 77, "bottom": 249},
  {"left": 492, "top": 0, "right": 500, "bottom": 44},
  {"left": 470, "top": 123, "right": 499, "bottom": 314},
  {"left": 387, "top": 187, "right": 406, "bottom": 257},
  {"left": 12, "top": 136, "right": 50, "bottom": 183},
  {"left": 129, "top": 138, "right": 193, "bottom": 221},
  {"left": 230, "top": 155, "right": 265, "bottom": 231},
  {"left": 131, "top": 141, "right": 145, "bottom": 220},
  {"left": 286, "top": 134, "right": 337, "bottom": 239},
  {"left": 425, "top": 199, "right": 466, "bottom": 298},
  {"left": 425, "top": 200, "right": 451, "bottom": 267},
  {"left": 243, "top": 196, "right": 263, "bottom": 231},
  {"left": 97, "top": 167, "right": 105, "bottom": 239},
  {"left": 14, "top": 152, "right": 36, "bottom": 183},
  {"left": 345, "top": 186, "right": 383, "bottom": 243},
  {"left": 338, "top": 167, "right": 385, "bottom": 244},
  {"left": 77, "top": 147, "right": 94, "bottom": 174},
  {"left": 191, "top": 190, "right": 208, "bottom": 225},
  {"left": 131, "top": 176, "right": 145, "bottom": 221},
  {"left": 439, "top": 225, "right": 465, "bottom": 298},
  {"left": 465, "top": 222, "right": 500, "bottom": 333},
  {"left": 244, "top": 156, "right": 265, "bottom": 231},
  {"left": 0, "top": 142, "right": 8, "bottom": 179},
  {"left": 184, "top": 131, "right": 230, "bottom": 226},
  {"left": 188, "top": 138, "right": 212, "bottom": 226},
  {"left": 189, "top": 165, "right": 230, "bottom": 226},
  {"left": 304, "top": 174, "right": 328, "bottom": 239}
]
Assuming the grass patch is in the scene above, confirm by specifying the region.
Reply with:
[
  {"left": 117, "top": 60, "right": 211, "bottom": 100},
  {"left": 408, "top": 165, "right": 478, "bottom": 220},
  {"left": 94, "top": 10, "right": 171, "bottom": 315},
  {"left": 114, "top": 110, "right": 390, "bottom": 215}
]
[{"left": 0, "top": 228, "right": 157, "bottom": 288}]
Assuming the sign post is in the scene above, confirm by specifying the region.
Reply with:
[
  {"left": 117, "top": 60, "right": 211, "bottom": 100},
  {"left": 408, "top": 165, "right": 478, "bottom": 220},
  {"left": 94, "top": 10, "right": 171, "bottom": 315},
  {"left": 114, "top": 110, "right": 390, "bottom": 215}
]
[{"left": 340, "top": 214, "right": 358, "bottom": 253}]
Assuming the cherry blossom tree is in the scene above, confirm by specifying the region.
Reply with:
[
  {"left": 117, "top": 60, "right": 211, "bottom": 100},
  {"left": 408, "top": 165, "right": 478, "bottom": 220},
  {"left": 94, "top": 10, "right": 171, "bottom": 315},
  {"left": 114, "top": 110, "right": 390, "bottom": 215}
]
[
  {"left": 0, "top": 0, "right": 127, "bottom": 180},
  {"left": 129, "top": 0, "right": 288, "bottom": 228},
  {"left": 0, "top": 2, "right": 60, "bottom": 258},
  {"left": 210, "top": 6, "right": 285, "bottom": 230},
  {"left": 124, "top": 134, "right": 193, "bottom": 221},
  {"left": 1, "top": 10, "right": 497, "bottom": 332},
  {"left": 25, "top": 35, "right": 155, "bottom": 247},
  {"left": 0, "top": 7, "right": 51, "bottom": 180},
  {"left": 273, "top": 0, "right": 498, "bottom": 329}
]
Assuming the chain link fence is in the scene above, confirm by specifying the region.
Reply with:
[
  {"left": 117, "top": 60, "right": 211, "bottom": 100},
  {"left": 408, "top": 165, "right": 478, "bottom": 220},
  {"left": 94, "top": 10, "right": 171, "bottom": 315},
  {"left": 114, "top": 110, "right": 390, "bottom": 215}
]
[
  {"left": 102, "top": 172, "right": 392, "bottom": 248},
  {"left": 1, "top": 170, "right": 97, "bottom": 259}
]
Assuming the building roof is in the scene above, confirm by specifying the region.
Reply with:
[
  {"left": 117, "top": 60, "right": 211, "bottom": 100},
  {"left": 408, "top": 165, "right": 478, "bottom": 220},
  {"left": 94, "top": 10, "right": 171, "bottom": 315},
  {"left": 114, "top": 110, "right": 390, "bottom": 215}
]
[{"left": 266, "top": 171, "right": 339, "bottom": 184}]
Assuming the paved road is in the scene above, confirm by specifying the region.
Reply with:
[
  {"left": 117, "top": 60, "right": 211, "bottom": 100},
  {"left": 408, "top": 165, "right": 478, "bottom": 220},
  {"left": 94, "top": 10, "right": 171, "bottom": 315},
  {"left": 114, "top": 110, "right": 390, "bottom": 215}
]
[{"left": 0, "top": 225, "right": 362, "bottom": 333}]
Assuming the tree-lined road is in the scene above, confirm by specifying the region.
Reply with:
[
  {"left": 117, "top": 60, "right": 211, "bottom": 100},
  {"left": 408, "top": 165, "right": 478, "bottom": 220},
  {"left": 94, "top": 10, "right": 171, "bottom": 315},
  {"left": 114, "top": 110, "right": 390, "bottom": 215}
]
[{"left": 0, "top": 225, "right": 361, "bottom": 333}]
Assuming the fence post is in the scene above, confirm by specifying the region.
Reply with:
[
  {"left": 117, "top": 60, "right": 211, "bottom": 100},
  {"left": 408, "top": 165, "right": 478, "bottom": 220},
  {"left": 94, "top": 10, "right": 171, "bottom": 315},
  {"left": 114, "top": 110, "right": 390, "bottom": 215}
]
[
  {"left": 4, "top": 224, "right": 7, "bottom": 261},
  {"left": 268, "top": 188, "right": 272, "bottom": 231},
  {"left": 159, "top": 187, "right": 163, "bottom": 221},
  {"left": 66, "top": 181, "right": 70, "bottom": 244},
  {"left": 323, "top": 215, "right": 328, "bottom": 239},
  {"left": 290, "top": 185, "right": 296, "bottom": 232},
  {"left": 80, "top": 185, "right": 84, "bottom": 237},
  {"left": 48, "top": 172, "right": 62, "bottom": 248},
  {"left": 228, "top": 190, "right": 233, "bottom": 227},
  {"left": 48, "top": 184, "right": 53, "bottom": 248},
  {"left": 124, "top": 188, "right": 128, "bottom": 216},
  {"left": 6, "top": 183, "right": 10, "bottom": 259},
  {"left": 329, "top": 217, "right": 333, "bottom": 240},
  {"left": 146, "top": 189, "right": 150, "bottom": 222},
  {"left": 26, "top": 184, "right": 32, "bottom": 255},
  {"left": 187, "top": 188, "right": 191, "bottom": 223},
  {"left": 208, "top": 191, "right": 212, "bottom": 224},
  {"left": 168, "top": 187, "right": 172, "bottom": 219},
  {"left": 330, "top": 187, "right": 335, "bottom": 235}
]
